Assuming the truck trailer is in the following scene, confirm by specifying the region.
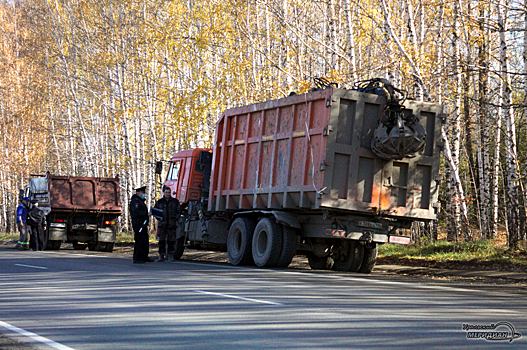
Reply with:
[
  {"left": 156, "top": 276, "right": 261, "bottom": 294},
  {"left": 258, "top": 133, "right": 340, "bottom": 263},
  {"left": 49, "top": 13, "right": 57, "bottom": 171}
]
[
  {"left": 164, "top": 80, "right": 444, "bottom": 272},
  {"left": 24, "top": 173, "right": 122, "bottom": 252}
]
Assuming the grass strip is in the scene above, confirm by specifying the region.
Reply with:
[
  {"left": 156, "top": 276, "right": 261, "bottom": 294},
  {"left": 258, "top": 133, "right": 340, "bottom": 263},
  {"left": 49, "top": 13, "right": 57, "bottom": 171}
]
[{"left": 378, "top": 240, "right": 527, "bottom": 266}]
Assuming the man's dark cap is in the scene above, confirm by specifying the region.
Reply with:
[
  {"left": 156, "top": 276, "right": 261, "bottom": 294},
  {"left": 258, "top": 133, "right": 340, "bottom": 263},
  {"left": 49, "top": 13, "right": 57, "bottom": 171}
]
[
  {"left": 135, "top": 186, "right": 147, "bottom": 192},
  {"left": 30, "top": 199, "right": 39, "bottom": 204}
]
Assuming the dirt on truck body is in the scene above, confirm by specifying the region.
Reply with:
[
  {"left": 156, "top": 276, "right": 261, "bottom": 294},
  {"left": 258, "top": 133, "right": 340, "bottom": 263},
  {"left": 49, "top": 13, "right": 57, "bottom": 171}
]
[
  {"left": 25, "top": 173, "right": 122, "bottom": 252},
  {"left": 163, "top": 79, "right": 444, "bottom": 272}
]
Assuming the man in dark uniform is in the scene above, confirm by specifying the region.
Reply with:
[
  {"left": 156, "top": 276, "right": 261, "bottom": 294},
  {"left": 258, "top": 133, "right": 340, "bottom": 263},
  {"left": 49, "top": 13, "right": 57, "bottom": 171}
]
[
  {"left": 153, "top": 186, "right": 181, "bottom": 262},
  {"left": 27, "top": 199, "right": 46, "bottom": 251},
  {"left": 129, "top": 186, "right": 153, "bottom": 263}
]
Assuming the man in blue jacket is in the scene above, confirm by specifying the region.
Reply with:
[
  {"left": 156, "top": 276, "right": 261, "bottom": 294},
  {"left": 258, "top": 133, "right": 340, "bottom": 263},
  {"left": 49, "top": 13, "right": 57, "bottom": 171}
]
[{"left": 15, "top": 197, "right": 30, "bottom": 251}]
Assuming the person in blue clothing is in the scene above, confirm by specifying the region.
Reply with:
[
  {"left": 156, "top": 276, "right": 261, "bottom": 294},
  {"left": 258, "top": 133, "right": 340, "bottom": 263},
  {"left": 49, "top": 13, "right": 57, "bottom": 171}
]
[{"left": 15, "top": 197, "right": 30, "bottom": 251}]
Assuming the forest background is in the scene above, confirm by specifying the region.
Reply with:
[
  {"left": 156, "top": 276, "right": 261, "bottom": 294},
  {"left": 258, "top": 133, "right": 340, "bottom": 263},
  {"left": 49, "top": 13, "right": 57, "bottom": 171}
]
[{"left": 1, "top": 0, "right": 526, "bottom": 250}]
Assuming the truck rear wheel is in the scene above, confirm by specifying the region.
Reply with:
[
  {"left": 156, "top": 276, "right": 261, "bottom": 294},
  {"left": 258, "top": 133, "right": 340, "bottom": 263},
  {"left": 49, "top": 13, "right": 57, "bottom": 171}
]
[
  {"left": 43, "top": 224, "right": 56, "bottom": 250},
  {"left": 45, "top": 240, "right": 61, "bottom": 250},
  {"left": 88, "top": 242, "right": 100, "bottom": 251},
  {"left": 42, "top": 234, "right": 52, "bottom": 250},
  {"left": 252, "top": 218, "right": 283, "bottom": 267},
  {"left": 358, "top": 243, "right": 378, "bottom": 274},
  {"left": 228, "top": 217, "right": 256, "bottom": 266},
  {"left": 307, "top": 253, "right": 333, "bottom": 270},
  {"left": 333, "top": 240, "right": 364, "bottom": 272},
  {"left": 172, "top": 237, "right": 185, "bottom": 260},
  {"left": 276, "top": 225, "right": 297, "bottom": 268},
  {"left": 72, "top": 242, "right": 87, "bottom": 250},
  {"left": 100, "top": 242, "right": 114, "bottom": 252}
]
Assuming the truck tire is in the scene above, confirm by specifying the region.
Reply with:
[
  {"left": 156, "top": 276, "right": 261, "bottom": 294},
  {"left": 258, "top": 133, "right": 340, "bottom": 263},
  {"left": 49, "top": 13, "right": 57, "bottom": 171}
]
[
  {"left": 307, "top": 253, "right": 333, "bottom": 270},
  {"left": 72, "top": 242, "right": 87, "bottom": 250},
  {"left": 358, "top": 243, "right": 378, "bottom": 274},
  {"left": 43, "top": 224, "right": 53, "bottom": 250},
  {"left": 100, "top": 242, "right": 114, "bottom": 252},
  {"left": 88, "top": 242, "right": 101, "bottom": 251},
  {"left": 45, "top": 240, "right": 61, "bottom": 250},
  {"left": 228, "top": 217, "right": 256, "bottom": 266},
  {"left": 43, "top": 238, "right": 52, "bottom": 251},
  {"left": 333, "top": 240, "right": 364, "bottom": 272},
  {"left": 172, "top": 237, "right": 185, "bottom": 260},
  {"left": 252, "top": 218, "right": 283, "bottom": 267},
  {"left": 275, "top": 225, "right": 297, "bottom": 268}
]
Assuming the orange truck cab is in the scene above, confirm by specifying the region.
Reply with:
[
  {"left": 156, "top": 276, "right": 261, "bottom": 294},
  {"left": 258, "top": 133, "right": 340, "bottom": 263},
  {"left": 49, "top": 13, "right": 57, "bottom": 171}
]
[{"left": 163, "top": 148, "right": 213, "bottom": 204}]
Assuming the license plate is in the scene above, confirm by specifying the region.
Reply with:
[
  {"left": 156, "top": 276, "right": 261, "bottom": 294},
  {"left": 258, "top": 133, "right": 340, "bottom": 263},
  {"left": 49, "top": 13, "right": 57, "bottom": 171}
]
[
  {"left": 389, "top": 236, "right": 411, "bottom": 244},
  {"left": 354, "top": 220, "right": 383, "bottom": 230}
]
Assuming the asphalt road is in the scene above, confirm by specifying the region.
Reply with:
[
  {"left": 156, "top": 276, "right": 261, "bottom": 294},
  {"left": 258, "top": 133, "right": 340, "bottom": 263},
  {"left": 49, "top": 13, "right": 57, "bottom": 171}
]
[{"left": 0, "top": 249, "right": 525, "bottom": 350}]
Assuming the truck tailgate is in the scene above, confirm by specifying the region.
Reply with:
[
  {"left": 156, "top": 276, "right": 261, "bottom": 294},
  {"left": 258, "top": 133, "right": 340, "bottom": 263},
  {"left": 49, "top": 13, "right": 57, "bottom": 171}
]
[{"left": 49, "top": 175, "right": 122, "bottom": 213}]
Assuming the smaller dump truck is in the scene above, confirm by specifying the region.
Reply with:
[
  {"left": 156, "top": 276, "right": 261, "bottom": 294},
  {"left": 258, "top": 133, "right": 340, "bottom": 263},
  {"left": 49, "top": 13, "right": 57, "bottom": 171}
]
[{"left": 23, "top": 173, "right": 122, "bottom": 252}]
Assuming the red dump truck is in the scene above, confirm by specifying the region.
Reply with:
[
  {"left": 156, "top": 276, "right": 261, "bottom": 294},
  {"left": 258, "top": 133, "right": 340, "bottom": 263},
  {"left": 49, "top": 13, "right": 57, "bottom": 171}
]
[
  {"left": 24, "top": 173, "right": 122, "bottom": 252},
  {"left": 164, "top": 80, "right": 444, "bottom": 272}
]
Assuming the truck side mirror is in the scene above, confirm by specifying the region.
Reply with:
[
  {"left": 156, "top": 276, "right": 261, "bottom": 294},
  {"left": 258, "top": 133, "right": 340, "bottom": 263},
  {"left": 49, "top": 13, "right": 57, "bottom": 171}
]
[
  {"left": 19, "top": 189, "right": 24, "bottom": 202},
  {"left": 155, "top": 161, "right": 163, "bottom": 175}
]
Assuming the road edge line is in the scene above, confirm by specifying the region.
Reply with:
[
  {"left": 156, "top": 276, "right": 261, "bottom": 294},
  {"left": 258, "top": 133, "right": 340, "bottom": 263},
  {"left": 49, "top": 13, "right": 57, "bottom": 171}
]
[{"left": 0, "top": 320, "right": 75, "bottom": 350}]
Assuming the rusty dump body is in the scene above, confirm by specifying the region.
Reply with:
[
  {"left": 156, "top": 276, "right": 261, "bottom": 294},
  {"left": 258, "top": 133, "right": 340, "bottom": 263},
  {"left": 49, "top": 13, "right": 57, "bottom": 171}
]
[
  {"left": 40, "top": 175, "right": 122, "bottom": 213},
  {"left": 26, "top": 174, "right": 122, "bottom": 252},
  {"left": 209, "top": 87, "right": 443, "bottom": 221}
]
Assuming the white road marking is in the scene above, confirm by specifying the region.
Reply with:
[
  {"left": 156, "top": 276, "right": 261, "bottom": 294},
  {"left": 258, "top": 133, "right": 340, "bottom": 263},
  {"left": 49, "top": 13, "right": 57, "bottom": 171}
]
[
  {"left": 194, "top": 290, "right": 283, "bottom": 306},
  {"left": 14, "top": 264, "right": 48, "bottom": 270},
  {"left": 39, "top": 251, "right": 111, "bottom": 258},
  {"left": 0, "top": 320, "right": 75, "bottom": 350}
]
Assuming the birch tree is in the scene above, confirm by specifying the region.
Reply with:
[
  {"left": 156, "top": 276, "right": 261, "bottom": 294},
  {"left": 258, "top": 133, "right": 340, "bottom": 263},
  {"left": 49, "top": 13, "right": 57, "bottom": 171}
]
[{"left": 497, "top": 0, "right": 522, "bottom": 250}]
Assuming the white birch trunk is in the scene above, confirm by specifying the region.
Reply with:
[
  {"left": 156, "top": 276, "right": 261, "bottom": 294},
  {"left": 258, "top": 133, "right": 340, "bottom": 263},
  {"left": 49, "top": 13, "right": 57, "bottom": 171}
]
[
  {"left": 328, "top": 0, "right": 338, "bottom": 72},
  {"left": 477, "top": 0, "right": 491, "bottom": 238},
  {"left": 343, "top": 0, "right": 358, "bottom": 82},
  {"left": 405, "top": 0, "right": 422, "bottom": 100},
  {"left": 491, "top": 83, "right": 503, "bottom": 238},
  {"left": 380, "top": 0, "right": 429, "bottom": 100},
  {"left": 0, "top": 170, "right": 7, "bottom": 233},
  {"left": 442, "top": 129, "right": 471, "bottom": 229},
  {"left": 446, "top": 0, "right": 464, "bottom": 240},
  {"left": 437, "top": 0, "right": 445, "bottom": 104},
  {"left": 498, "top": 0, "right": 522, "bottom": 249}
]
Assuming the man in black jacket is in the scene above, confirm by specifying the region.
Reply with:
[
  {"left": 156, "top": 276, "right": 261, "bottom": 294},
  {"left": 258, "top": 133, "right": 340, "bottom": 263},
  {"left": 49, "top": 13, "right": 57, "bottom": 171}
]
[
  {"left": 27, "top": 200, "right": 46, "bottom": 251},
  {"left": 129, "top": 186, "right": 152, "bottom": 263},
  {"left": 153, "top": 186, "right": 181, "bottom": 261}
]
